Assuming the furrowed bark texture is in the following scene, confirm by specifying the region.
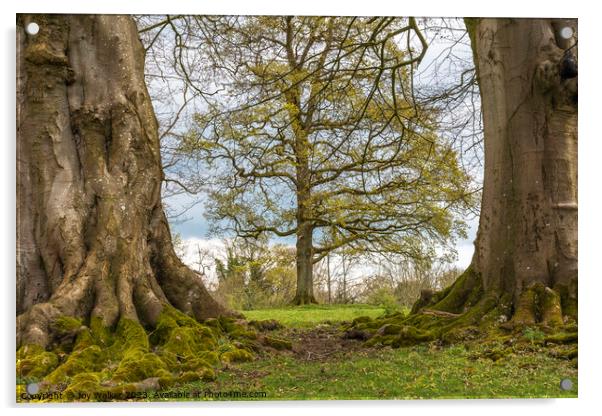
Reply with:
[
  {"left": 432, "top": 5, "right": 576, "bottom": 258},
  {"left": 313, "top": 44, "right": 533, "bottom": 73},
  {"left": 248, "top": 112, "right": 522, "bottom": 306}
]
[
  {"left": 453, "top": 17, "right": 577, "bottom": 327},
  {"left": 471, "top": 18, "right": 577, "bottom": 319},
  {"left": 17, "top": 14, "right": 228, "bottom": 348},
  {"left": 411, "top": 18, "right": 577, "bottom": 327}
]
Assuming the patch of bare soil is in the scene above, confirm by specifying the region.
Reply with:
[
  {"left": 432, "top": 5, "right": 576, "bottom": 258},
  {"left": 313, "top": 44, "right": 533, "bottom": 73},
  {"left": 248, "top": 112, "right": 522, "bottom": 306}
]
[{"left": 285, "top": 324, "right": 370, "bottom": 361}]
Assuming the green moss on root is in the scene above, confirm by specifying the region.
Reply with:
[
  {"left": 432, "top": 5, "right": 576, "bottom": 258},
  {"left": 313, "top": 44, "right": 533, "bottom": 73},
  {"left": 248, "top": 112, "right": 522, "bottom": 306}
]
[
  {"left": 221, "top": 348, "right": 254, "bottom": 363},
  {"left": 428, "top": 266, "right": 482, "bottom": 314},
  {"left": 545, "top": 332, "right": 578, "bottom": 344},
  {"left": 440, "top": 325, "right": 481, "bottom": 344},
  {"left": 355, "top": 275, "right": 576, "bottom": 351},
  {"left": 180, "top": 357, "right": 212, "bottom": 372},
  {"left": 17, "top": 345, "right": 59, "bottom": 380},
  {"left": 248, "top": 319, "right": 283, "bottom": 331},
  {"left": 62, "top": 372, "right": 102, "bottom": 400},
  {"left": 88, "top": 316, "right": 113, "bottom": 346},
  {"left": 556, "top": 346, "right": 578, "bottom": 360},
  {"left": 177, "top": 367, "right": 216, "bottom": 383},
  {"left": 442, "top": 294, "right": 498, "bottom": 331},
  {"left": 161, "top": 326, "right": 216, "bottom": 356},
  {"left": 555, "top": 280, "right": 578, "bottom": 321},
  {"left": 363, "top": 324, "right": 435, "bottom": 347},
  {"left": 510, "top": 282, "right": 565, "bottom": 328},
  {"left": 50, "top": 316, "right": 83, "bottom": 337},
  {"left": 376, "top": 324, "right": 403, "bottom": 336},
  {"left": 114, "top": 318, "right": 150, "bottom": 352},
  {"left": 540, "top": 286, "right": 563, "bottom": 327},
  {"left": 112, "top": 349, "right": 169, "bottom": 382},
  {"left": 44, "top": 345, "right": 105, "bottom": 385},
  {"left": 393, "top": 326, "right": 435, "bottom": 347},
  {"left": 16, "top": 304, "right": 276, "bottom": 398},
  {"left": 351, "top": 316, "right": 373, "bottom": 325},
  {"left": 263, "top": 336, "right": 293, "bottom": 350}
]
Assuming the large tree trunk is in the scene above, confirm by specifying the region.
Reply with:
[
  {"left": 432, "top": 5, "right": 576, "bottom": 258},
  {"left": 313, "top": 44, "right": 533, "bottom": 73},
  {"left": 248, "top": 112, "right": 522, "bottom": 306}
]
[
  {"left": 17, "top": 14, "right": 228, "bottom": 349},
  {"left": 468, "top": 18, "right": 578, "bottom": 324},
  {"left": 407, "top": 18, "right": 577, "bottom": 330}
]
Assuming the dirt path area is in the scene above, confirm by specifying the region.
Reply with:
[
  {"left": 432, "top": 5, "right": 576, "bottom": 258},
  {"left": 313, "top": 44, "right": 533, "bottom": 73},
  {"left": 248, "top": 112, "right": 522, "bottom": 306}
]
[{"left": 283, "top": 324, "right": 369, "bottom": 362}]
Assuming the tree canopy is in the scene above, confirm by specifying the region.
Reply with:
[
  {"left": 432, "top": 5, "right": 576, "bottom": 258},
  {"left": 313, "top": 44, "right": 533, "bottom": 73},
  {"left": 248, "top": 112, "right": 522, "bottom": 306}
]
[{"left": 167, "top": 16, "right": 477, "bottom": 270}]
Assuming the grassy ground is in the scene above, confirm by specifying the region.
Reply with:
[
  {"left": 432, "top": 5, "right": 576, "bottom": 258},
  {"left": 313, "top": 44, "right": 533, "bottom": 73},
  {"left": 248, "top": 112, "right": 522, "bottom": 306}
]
[
  {"left": 19, "top": 304, "right": 576, "bottom": 402},
  {"left": 187, "top": 344, "right": 577, "bottom": 400},
  {"left": 241, "top": 304, "right": 389, "bottom": 328},
  {"left": 167, "top": 304, "right": 577, "bottom": 401}
]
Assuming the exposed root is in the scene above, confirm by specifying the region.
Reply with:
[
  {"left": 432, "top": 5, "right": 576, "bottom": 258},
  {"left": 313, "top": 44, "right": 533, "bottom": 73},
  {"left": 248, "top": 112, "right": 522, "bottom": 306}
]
[
  {"left": 17, "top": 211, "right": 234, "bottom": 350},
  {"left": 16, "top": 307, "right": 288, "bottom": 402},
  {"left": 248, "top": 319, "right": 283, "bottom": 331},
  {"left": 344, "top": 270, "right": 577, "bottom": 356},
  {"left": 16, "top": 213, "right": 241, "bottom": 402},
  {"left": 421, "top": 309, "right": 461, "bottom": 318},
  {"left": 505, "top": 282, "right": 564, "bottom": 329},
  {"left": 263, "top": 336, "right": 293, "bottom": 350},
  {"left": 17, "top": 251, "right": 105, "bottom": 348},
  {"left": 16, "top": 14, "right": 253, "bottom": 402},
  {"left": 149, "top": 209, "right": 232, "bottom": 321},
  {"left": 291, "top": 292, "right": 318, "bottom": 306},
  {"left": 411, "top": 266, "right": 482, "bottom": 315}
]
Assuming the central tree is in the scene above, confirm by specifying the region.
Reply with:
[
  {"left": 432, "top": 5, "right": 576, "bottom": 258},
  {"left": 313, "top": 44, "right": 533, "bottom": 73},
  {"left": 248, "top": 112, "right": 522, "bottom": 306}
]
[{"left": 177, "top": 16, "right": 476, "bottom": 304}]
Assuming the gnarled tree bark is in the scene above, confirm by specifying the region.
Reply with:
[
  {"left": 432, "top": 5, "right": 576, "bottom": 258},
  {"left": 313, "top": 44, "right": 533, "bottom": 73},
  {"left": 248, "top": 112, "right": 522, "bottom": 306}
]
[
  {"left": 17, "top": 14, "right": 228, "bottom": 349},
  {"left": 414, "top": 18, "right": 577, "bottom": 327},
  {"left": 471, "top": 17, "right": 577, "bottom": 325}
]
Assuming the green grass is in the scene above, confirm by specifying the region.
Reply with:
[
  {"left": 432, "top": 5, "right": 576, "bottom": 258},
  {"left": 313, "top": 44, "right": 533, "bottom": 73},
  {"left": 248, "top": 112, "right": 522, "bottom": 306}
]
[
  {"left": 23, "top": 305, "right": 575, "bottom": 402},
  {"left": 241, "top": 304, "right": 390, "bottom": 328},
  {"left": 163, "top": 342, "right": 577, "bottom": 400},
  {"left": 163, "top": 304, "right": 577, "bottom": 401}
]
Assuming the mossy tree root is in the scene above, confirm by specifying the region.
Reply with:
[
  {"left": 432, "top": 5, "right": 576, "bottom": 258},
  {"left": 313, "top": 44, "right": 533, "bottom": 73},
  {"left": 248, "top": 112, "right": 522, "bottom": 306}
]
[
  {"left": 346, "top": 268, "right": 577, "bottom": 348},
  {"left": 16, "top": 306, "right": 280, "bottom": 400}
]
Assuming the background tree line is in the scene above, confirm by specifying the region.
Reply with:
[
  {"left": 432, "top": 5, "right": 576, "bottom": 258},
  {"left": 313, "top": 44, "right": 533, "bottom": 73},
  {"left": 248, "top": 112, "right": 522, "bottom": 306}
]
[{"left": 174, "top": 235, "right": 460, "bottom": 311}]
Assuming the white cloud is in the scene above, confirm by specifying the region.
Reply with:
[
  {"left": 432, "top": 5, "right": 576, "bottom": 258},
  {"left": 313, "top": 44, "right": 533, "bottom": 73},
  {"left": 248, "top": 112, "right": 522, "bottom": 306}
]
[
  {"left": 456, "top": 242, "right": 474, "bottom": 269},
  {"left": 178, "top": 236, "right": 475, "bottom": 287},
  {"left": 177, "top": 237, "right": 228, "bottom": 279}
]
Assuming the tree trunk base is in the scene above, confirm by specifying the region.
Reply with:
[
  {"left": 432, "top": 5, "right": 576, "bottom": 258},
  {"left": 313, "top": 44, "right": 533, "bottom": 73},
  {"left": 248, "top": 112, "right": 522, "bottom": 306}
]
[
  {"left": 344, "top": 268, "right": 577, "bottom": 351},
  {"left": 16, "top": 307, "right": 277, "bottom": 400},
  {"left": 291, "top": 293, "right": 318, "bottom": 306},
  {"left": 16, "top": 236, "right": 232, "bottom": 350}
]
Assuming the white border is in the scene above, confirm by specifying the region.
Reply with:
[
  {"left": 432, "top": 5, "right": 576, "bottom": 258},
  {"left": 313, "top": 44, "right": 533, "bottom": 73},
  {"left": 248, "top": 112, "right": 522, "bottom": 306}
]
[{"left": 2, "top": 1, "right": 599, "bottom": 415}]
